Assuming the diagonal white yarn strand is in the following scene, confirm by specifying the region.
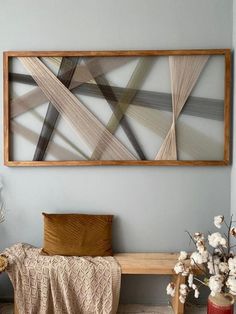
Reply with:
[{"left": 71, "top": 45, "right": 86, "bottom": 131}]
[{"left": 19, "top": 57, "right": 136, "bottom": 161}]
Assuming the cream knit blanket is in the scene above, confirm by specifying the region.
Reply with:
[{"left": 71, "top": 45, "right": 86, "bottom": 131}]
[{"left": 3, "top": 243, "right": 121, "bottom": 314}]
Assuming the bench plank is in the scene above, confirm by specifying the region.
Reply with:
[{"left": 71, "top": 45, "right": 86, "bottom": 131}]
[{"left": 114, "top": 253, "right": 179, "bottom": 274}]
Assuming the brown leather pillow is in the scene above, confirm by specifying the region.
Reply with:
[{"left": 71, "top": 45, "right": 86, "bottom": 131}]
[{"left": 42, "top": 213, "right": 113, "bottom": 256}]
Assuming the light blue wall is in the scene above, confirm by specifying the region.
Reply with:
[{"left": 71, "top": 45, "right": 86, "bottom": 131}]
[
  {"left": 231, "top": 2, "right": 236, "bottom": 219},
  {"left": 0, "top": 0, "right": 233, "bottom": 304}
]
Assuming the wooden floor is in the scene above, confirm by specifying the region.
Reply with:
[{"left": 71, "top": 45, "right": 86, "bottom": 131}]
[{"left": 0, "top": 303, "right": 206, "bottom": 314}]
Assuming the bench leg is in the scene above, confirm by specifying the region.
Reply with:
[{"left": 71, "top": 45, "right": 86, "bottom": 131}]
[
  {"left": 170, "top": 274, "right": 186, "bottom": 314},
  {"left": 14, "top": 303, "right": 19, "bottom": 314},
  {"left": 14, "top": 292, "right": 19, "bottom": 314}
]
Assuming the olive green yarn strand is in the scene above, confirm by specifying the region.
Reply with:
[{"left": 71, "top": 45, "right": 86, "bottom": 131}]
[
  {"left": 106, "top": 57, "right": 154, "bottom": 134},
  {"left": 91, "top": 57, "right": 154, "bottom": 160}
]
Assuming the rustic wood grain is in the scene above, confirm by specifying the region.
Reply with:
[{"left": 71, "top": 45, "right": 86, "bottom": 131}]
[
  {"left": 4, "top": 160, "right": 229, "bottom": 167},
  {"left": 114, "top": 252, "right": 202, "bottom": 275},
  {"left": 14, "top": 297, "right": 18, "bottom": 314},
  {"left": 224, "top": 49, "right": 231, "bottom": 164},
  {"left": 3, "top": 49, "right": 231, "bottom": 167},
  {"left": 114, "top": 252, "right": 179, "bottom": 274},
  {"left": 3, "top": 52, "right": 10, "bottom": 165},
  {"left": 171, "top": 274, "right": 186, "bottom": 314},
  {"left": 3, "top": 49, "right": 230, "bottom": 57}
]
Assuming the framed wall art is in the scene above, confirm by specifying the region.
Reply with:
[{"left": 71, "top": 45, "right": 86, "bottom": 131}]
[{"left": 3, "top": 49, "right": 231, "bottom": 166}]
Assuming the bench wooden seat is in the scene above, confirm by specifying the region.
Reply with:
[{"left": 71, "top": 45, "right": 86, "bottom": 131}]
[
  {"left": 114, "top": 253, "right": 186, "bottom": 314},
  {"left": 114, "top": 252, "right": 179, "bottom": 274}
]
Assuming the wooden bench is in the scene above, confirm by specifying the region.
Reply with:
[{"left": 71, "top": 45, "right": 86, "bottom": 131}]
[
  {"left": 14, "top": 252, "right": 185, "bottom": 314},
  {"left": 114, "top": 253, "right": 186, "bottom": 314}
]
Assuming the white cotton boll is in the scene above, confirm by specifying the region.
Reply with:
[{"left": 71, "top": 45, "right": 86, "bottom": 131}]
[
  {"left": 214, "top": 215, "right": 224, "bottom": 229},
  {"left": 219, "top": 262, "right": 229, "bottom": 273},
  {"left": 220, "top": 238, "right": 227, "bottom": 248},
  {"left": 214, "top": 264, "right": 220, "bottom": 275},
  {"left": 228, "top": 257, "right": 236, "bottom": 275},
  {"left": 166, "top": 283, "right": 176, "bottom": 297},
  {"left": 179, "top": 295, "right": 186, "bottom": 304},
  {"left": 194, "top": 289, "right": 200, "bottom": 298},
  {"left": 208, "top": 257, "right": 220, "bottom": 275},
  {"left": 229, "top": 287, "right": 236, "bottom": 295},
  {"left": 201, "top": 250, "right": 209, "bottom": 263},
  {"left": 180, "top": 283, "right": 188, "bottom": 289},
  {"left": 192, "top": 284, "right": 197, "bottom": 290},
  {"left": 179, "top": 284, "right": 188, "bottom": 296},
  {"left": 193, "top": 233, "right": 204, "bottom": 242},
  {"left": 226, "top": 276, "right": 236, "bottom": 295},
  {"left": 208, "top": 275, "right": 223, "bottom": 296},
  {"left": 213, "top": 256, "right": 221, "bottom": 265},
  {"left": 214, "top": 248, "right": 222, "bottom": 256},
  {"left": 178, "top": 251, "right": 188, "bottom": 261},
  {"left": 208, "top": 233, "right": 227, "bottom": 248},
  {"left": 207, "top": 261, "right": 215, "bottom": 275},
  {"left": 181, "top": 265, "right": 190, "bottom": 277},
  {"left": 190, "top": 252, "right": 203, "bottom": 265},
  {"left": 196, "top": 240, "right": 205, "bottom": 254},
  {"left": 174, "top": 262, "right": 185, "bottom": 274},
  {"left": 208, "top": 233, "right": 220, "bottom": 248},
  {"left": 230, "top": 227, "right": 236, "bottom": 237},
  {"left": 180, "top": 284, "right": 188, "bottom": 290},
  {"left": 179, "top": 284, "right": 188, "bottom": 304},
  {"left": 181, "top": 267, "right": 190, "bottom": 277},
  {"left": 188, "top": 273, "right": 194, "bottom": 287}
]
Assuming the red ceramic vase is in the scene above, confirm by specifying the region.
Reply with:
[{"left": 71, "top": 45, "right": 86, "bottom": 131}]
[{"left": 207, "top": 293, "right": 234, "bottom": 314}]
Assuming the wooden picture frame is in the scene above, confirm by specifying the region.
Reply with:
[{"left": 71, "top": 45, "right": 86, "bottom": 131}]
[{"left": 3, "top": 49, "right": 231, "bottom": 166}]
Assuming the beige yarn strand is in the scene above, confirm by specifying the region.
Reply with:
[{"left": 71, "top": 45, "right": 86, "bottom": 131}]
[
  {"left": 155, "top": 55, "right": 209, "bottom": 160},
  {"left": 19, "top": 57, "right": 136, "bottom": 160},
  {"left": 126, "top": 105, "right": 222, "bottom": 160},
  {"left": 11, "top": 121, "right": 84, "bottom": 160},
  {"left": 11, "top": 57, "right": 131, "bottom": 118}
]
